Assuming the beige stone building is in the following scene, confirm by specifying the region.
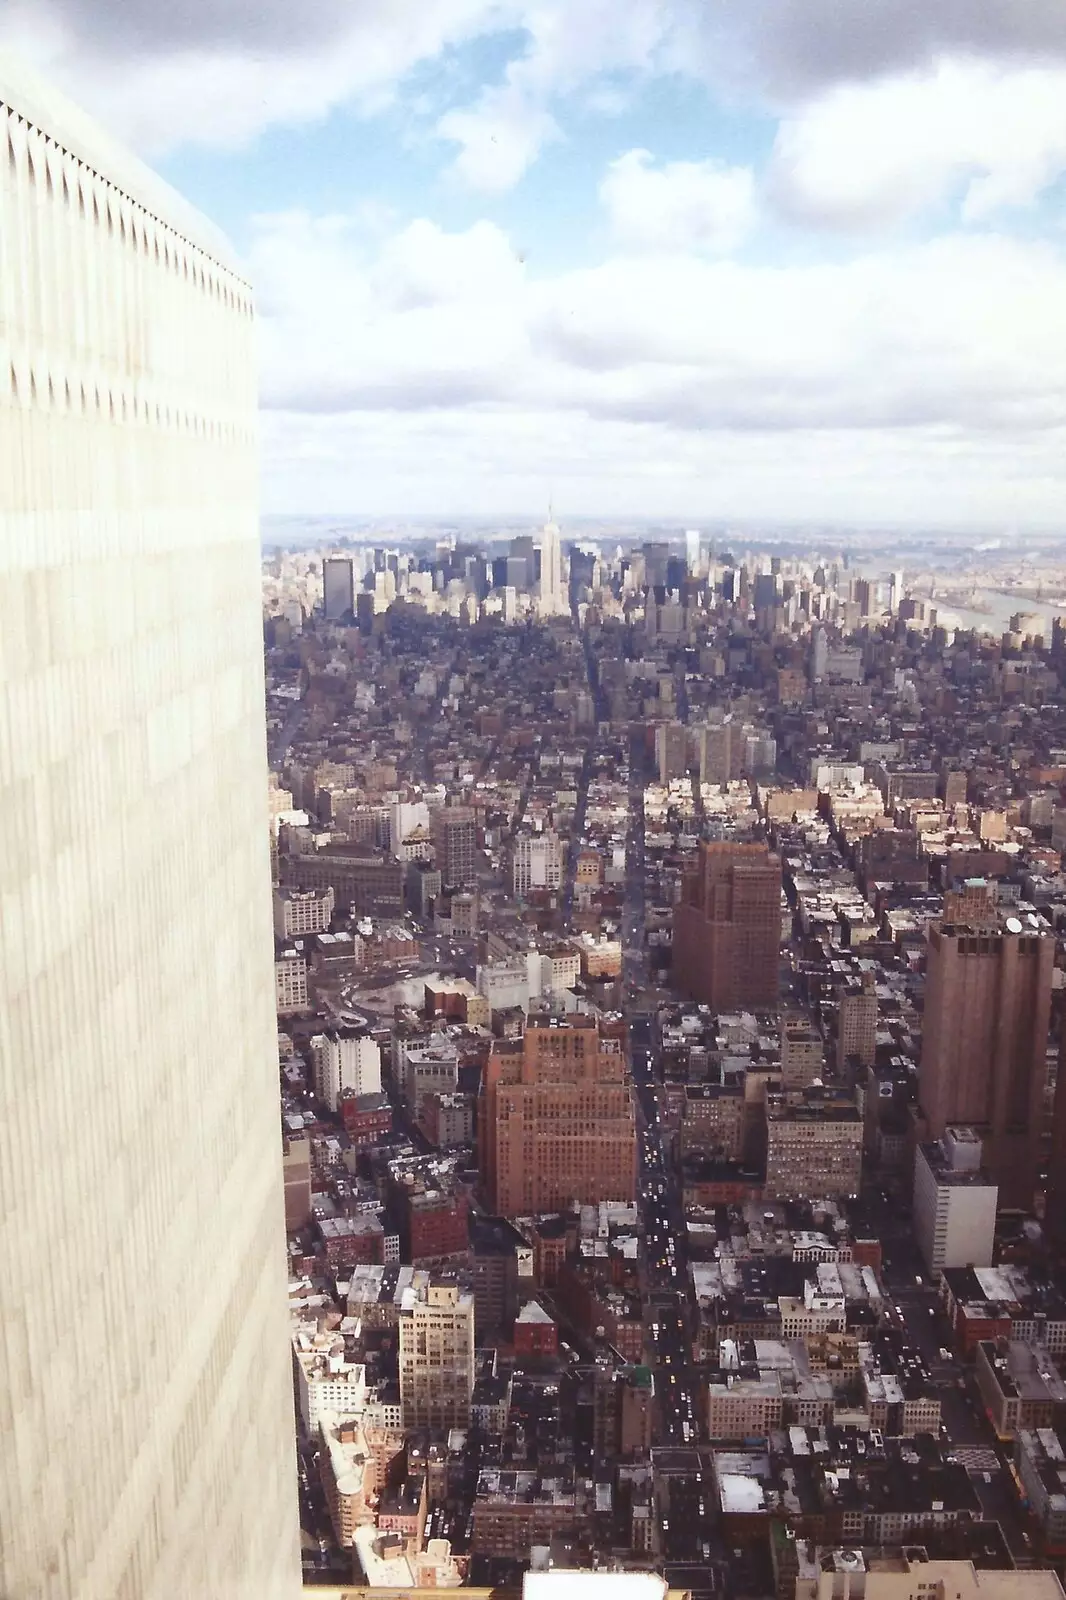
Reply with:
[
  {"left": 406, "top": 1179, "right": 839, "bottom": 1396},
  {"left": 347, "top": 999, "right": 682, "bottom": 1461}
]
[
  {"left": 707, "top": 1375, "right": 784, "bottom": 1440},
  {"left": 680, "top": 1078, "right": 746, "bottom": 1159},
  {"left": 836, "top": 977, "right": 878, "bottom": 1071},
  {"left": 975, "top": 1338, "right": 1066, "bottom": 1439},
  {"left": 0, "top": 55, "right": 299, "bottom": 1600},
  {"left": 795, "top": 1554, "right": 1064, "bottom": 1600},
  {"left": 273, "top": 884, "right": 335, "bottom": 938},
  {"left": 317, "top": 1411, "right": 378, "bottom": 1545},
  {"left": 275, "top": 945, "right": 309, "bottom": 1013},
  {"left": 765, "top": 1093, "right": 864, "bottom": 1200},
  {"left": 780, "top": 1019, "right": 825, "bottom": 1091},
  {"left": 398, "top": 1278, "right": 476, "bottom": 1430}
]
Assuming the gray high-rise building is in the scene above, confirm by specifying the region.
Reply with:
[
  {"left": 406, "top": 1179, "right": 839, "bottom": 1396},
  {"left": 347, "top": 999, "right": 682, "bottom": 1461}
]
[
  {"left": 323, "top": 555, "right": 356, "bottom": 619},
  {"left": 0, "top": 56, "right": 300, "bottom": 1600}
]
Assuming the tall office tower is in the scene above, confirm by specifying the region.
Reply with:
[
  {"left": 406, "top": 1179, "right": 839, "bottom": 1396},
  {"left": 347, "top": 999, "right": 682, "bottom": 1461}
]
[
  {"left": 685, "top": 528, "right": 702, "bottom": 576},
  {"left": 311, "top": 1028, "right": 383, "bottom": 1113},
  {"left": 508, "top": 533, "right": 536, "bottom": 590},
  {"left": 655, "top": 720, "right": 689, "bottom": 783},
  {"left": 322, "top": 555, "right": 355, "bottom": 619},
  {"left": 512, "top": 829, "right": 564, "bottom": 896},
  {"left": 836, "top": 974, "right": 878, "bottom": 1071},
  {"left": 432, "top": 804, "right": 477, "bottom": 888},
  {"left": 642, "top": 541, "right": 671, "bottom": 587},
  {"left": 673, "top": 841, "right": 782, "bottom": 1009},
  {"left": 919, "top": 913, "right": 1053, "bottom": 1209},
  {"left": 537, "top": 516, "right": 566, "bottom": 616},
  {"left": 0, "top": 57, "right": 300, "bottom": 1600},
  {"left": 697, "top": 720, "right": 734, "bottom": 786},
  {"left": 481, "top": 1016, "right": 636, "bottom": 1216},
  {"left": 753, "top": 571, "right": 778, "bottom": 612},
  {"left": 398, "top": 1278, "right": 476, "bottom": 1429},
  {"left": 1045, "top": 1026, "right": 1066, "bottom": 1250},
  {"left": 780, "top": 1018, "right": 824, "bottom": 1090},
  {"left": 810, "top": 624, "right": 828, "bottom": 682},
  {"left": 913, "top": 1128, "right": 997, "bottom": 1273}
]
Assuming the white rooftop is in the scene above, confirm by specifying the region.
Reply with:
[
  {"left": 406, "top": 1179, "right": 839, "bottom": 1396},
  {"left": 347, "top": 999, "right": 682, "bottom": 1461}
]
[{"left": 524, "top": 1578, "right": 667, "bottom": 1600}]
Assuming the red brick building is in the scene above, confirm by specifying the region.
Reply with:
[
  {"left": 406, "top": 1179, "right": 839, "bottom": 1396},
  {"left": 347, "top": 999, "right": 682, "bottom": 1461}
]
[
  {"left": 340, "top": 1091, "right": 393, "bottom": 1146},
  {"left": 318, "top": 1212, "right": 385, "bottom": 1269},
  {"left": 513, "top": 1302, "right": 558, "bottom": 1359}
]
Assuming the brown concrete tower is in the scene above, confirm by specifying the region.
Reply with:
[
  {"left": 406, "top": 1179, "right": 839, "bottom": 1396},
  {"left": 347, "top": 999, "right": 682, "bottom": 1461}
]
[
  {"left": 1045, "top": 1022, "right": 1066, "bottom": 1251},
  {"left": 672, "top": 840, "right": 782, "bottom": 1008},
  {"left": 919, "top": 913, "right": 1053, "bottom": 1210}
]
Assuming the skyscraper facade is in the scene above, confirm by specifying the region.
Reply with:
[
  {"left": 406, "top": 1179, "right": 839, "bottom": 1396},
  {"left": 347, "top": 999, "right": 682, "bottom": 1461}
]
[
  {"left": 398, "top": 1278, "right": 476, "bottom": 1430},
  {"left": 672, "top": 841, "right": 782, "bottom": 1009},
  {"left": 1045, "top": 1025, "right": 1066, "bottom": 1251},
  {"left": 322, "top": 554, "right": 356, "bottom": 619},
  {"left": 432, "top": 804, "right": 478, "bottom": 888},
  {"left": 836, "top": 974, "right": 878, "bottom": 1071},
  {"left": 0, "top": 58, "right": 300, "bottom": 1600},
  {"left": 537, "top": 517, "right": 566, "bottom": 616},
  {"left": 919, "top": 914, "right": 1053, "bottom": 1210}
]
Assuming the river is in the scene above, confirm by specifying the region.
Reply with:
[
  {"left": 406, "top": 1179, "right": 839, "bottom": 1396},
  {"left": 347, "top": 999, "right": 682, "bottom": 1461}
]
[{"left": 934, "top": 589, "right": 1062, "bottom": 637}]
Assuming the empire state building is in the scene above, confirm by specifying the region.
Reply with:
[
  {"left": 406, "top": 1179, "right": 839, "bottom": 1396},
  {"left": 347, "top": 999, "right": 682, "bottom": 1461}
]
[{"left": 537, "top": 515, "right": 567, "bottom": 616}]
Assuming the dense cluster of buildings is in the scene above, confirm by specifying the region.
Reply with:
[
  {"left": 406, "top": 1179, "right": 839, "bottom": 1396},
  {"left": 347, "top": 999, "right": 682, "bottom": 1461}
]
[
  {"left": 12, "top": 45, "right": 1066, "bottom": 1600},
  {"left": 258, "top": 530, "right": 1066, "bottom": 1595}
]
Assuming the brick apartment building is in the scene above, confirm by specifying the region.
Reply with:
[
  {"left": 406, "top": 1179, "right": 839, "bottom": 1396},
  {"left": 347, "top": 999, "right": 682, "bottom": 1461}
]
[
  {"left": 513, "top": 1301, "right": 559, "bottom": 1359},
  {"left": 340, "top": 1091, "right": 393, "bottom": 1146},
  {"left": 480, "top": 1015, "right": 636, "bottom": 1216}
]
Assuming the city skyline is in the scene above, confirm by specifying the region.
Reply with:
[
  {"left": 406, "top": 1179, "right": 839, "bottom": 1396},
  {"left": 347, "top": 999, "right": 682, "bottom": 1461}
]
[
  {"left": 14, "top": 20, "right": 1066, "bottom": 1600},
  {"left": 4, "top": 8, "right": 1066, "bottom": 527}
]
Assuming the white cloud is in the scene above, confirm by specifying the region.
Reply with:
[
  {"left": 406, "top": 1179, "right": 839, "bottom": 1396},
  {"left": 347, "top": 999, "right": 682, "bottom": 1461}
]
[
  {"left": 437, "top": 86, "right": 561, "bottom": 192},
  {"left": 251, "top": 213, "right": 528, "bottom": 414},
  {"left": 260, "top": 404, "right": 1066, "bottom": 527},
  {"left": 249, "top": 207, "right": 1066, "bottom": 524},
  {"left": 435, "top": 0, "right": 676, "bottom": 190},
  {"left": 601, "top": 149, "right": 756, "bottom": 254},
  {"left": 0, "top": 0, "right": 675, "bottom": 161},
  {"left": 770, "top": 60, "right": 1066, "bottom": 227},
  {"left": 0, "top": 0, "right": 511, "bottom": 151},
  {"left": 11, "top": 0, "right": 1066, "bottom": 525},
  {"left": 7, "top": 0, "right": 1066, "bottom": 171}
]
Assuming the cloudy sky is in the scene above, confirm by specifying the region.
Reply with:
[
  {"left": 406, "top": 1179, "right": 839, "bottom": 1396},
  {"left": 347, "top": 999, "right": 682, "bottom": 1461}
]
[{"left": 8, "top": 1, "right": 1066, "bottom": 529}]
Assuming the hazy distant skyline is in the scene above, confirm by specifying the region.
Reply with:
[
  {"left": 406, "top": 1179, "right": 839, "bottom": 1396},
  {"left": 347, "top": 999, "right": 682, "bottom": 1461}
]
[{"left": 9, "top": 2, "right": 1066, "bottom": 528}]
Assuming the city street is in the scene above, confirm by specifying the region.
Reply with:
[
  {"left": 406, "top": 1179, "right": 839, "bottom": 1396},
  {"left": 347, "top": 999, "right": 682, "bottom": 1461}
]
[{"left": 858, "top": 1186, "right": 1033, "bottom": 1560}]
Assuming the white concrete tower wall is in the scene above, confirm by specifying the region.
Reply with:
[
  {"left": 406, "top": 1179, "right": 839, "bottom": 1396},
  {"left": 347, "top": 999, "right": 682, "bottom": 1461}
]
[{"left": 0, "top": 56, "right": 300, "bottom": 1600}]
